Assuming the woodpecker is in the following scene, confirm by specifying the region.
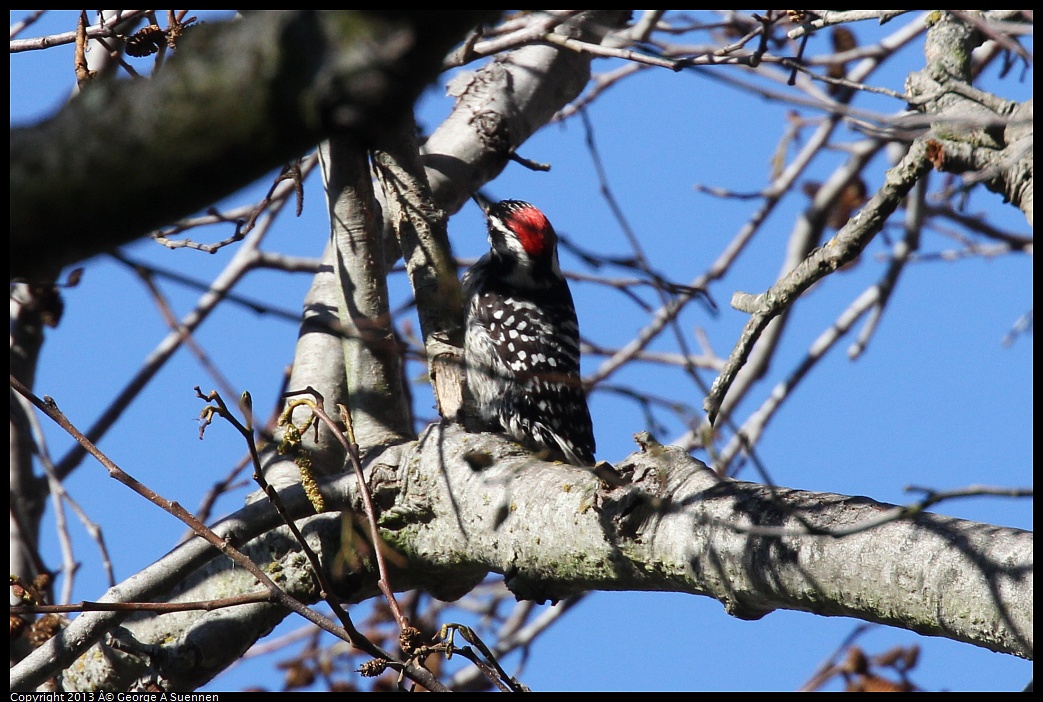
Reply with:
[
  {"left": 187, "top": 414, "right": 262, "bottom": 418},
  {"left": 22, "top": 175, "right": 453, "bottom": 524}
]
[{"left": 463, "top": 198, "right": 596, "bottom": 466}]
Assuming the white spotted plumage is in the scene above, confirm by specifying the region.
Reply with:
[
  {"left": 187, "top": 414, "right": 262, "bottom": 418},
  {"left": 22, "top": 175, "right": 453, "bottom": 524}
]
[{"left": 463, "top": 199, "right": 595, "bottom": 466}]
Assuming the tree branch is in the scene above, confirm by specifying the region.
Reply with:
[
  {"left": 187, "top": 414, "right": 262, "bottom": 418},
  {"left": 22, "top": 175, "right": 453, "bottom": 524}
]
[
  {"left": 705, "top": 139, "right": 932, "bottom": 423},
  {"left": 372, "top": 115, "right": 466, "bottom": 421},
  {"left": 10, "top": 10, "right": 496, "bottom": 281},
  {"left": 381, "top": 425, "right": 1031, "bottom": 658},
  {"left": 904, "top": 12, "right": 1033, "bottom": 226},
  {"left": 420, "top": 11, "right": 632, "bottom": 215},
  {"left": 320, "top": 137, "right": 413, "bottom": 448},
  {"left": 13, "top": 423, "right": 1030, "bottom": 689}
]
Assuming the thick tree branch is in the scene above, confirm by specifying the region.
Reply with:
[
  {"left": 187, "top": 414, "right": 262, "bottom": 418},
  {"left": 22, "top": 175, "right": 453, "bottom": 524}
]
[
  {"left": 320, "top": 137, "right": 413, "bottom": 449},
  {"left": 273, "top": 241, "right": 351, "bottom": 480},
  {"left": 12, "top": 424, "right": 1030, "bottom": 689},
  {"left": 382, "top": 425, "right": 1032, "bottom": 658},
  {"left": 420, "top": 11, "right": 632, "bottom": 215},
  {"left": 12, "top": 14, "right": 647, "bottom": 686},
  {"left": 11, "top": 10, "right": 1031, "bottom": 692},
  {"left": 10, "top": 10, "right": 497, "bottom": 281},
  {"left": 373, "top": 116, "right": 466, "bottom": 421},
  {"left": 904, "top": 12, "right": 1033, "bottom": 226}
]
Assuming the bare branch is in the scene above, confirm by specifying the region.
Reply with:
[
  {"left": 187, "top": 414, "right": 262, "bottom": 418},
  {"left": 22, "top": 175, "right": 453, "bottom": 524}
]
[
  {"left": 705, "top": 139, "right": 933, "bottom": 423},
  {"left": 372, "top": 115, "right": 466, "bottom": 421},
  {"left": 11, "top": 10, "right": 495, "bottom": 280},
  {"left": 320, "top": 137, "right": 413, "bottom": 448}
]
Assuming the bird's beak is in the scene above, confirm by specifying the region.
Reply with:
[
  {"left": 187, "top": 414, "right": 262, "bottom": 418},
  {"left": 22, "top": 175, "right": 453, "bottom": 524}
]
[{"left": 471, "top": 191, "right": 494, "bottom": 215}]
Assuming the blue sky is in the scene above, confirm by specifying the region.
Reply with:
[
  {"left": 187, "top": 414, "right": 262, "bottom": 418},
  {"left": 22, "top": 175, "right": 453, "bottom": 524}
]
[{"left": 11, "top": 11, "right": 1032, "bottom": 691}]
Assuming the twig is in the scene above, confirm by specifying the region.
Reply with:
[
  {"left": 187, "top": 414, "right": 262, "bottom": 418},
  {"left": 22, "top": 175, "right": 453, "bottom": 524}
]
[
  {"left": 441, "top": 11, "right": 581, "bottom": 69},
  {"left": 786, "top": 11, "right": 915, "bottom": 39},
  {"left": 542, "top": 30, "right": 686, "bottom": 71},
  {"left": 53, "top": 183, "right": 292, "bottom": 482},
  {"left": 11, "top": 591, "right": 274, "bottom": 616},
  {"left": 132, "top": 268, "right": 240, "bottom": 401},
  {"left": 10, "top": 9, "right": 48, "bottom": 39},
  {"left": 153, "top": 155, "right": 316, "bottom": 252},
  {"left": 448, "top": 595, "right": 585, "bottom": 690},
  {"left": 10, "top": 10, "right": 151, "bottom": 52},
  {"left": 196, "top": 388, "right": 356, "bottom": 628},
  {"left": 111, "top": 251, "right": 313, "bottom": 323},
  {"left": 283, "top": 387, "right": 410, "bottom": 631},
  {"left": 719, "top": 482, "right": 1032, "bottom": 539},
  {"left": 705, "top": 138, "right": 933, "bottom": 424},
  {"left": 12, "top": 375, "right": 446, "bottom": 691},
  {"left": 579, "top": 108, "right": 714, "bottom": 408},
  {"left": 847, "top": 167, "right": 925, "bottom": 360},
  {"left": 436, "top": 623, "right": 530, "bottom": 692}
]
